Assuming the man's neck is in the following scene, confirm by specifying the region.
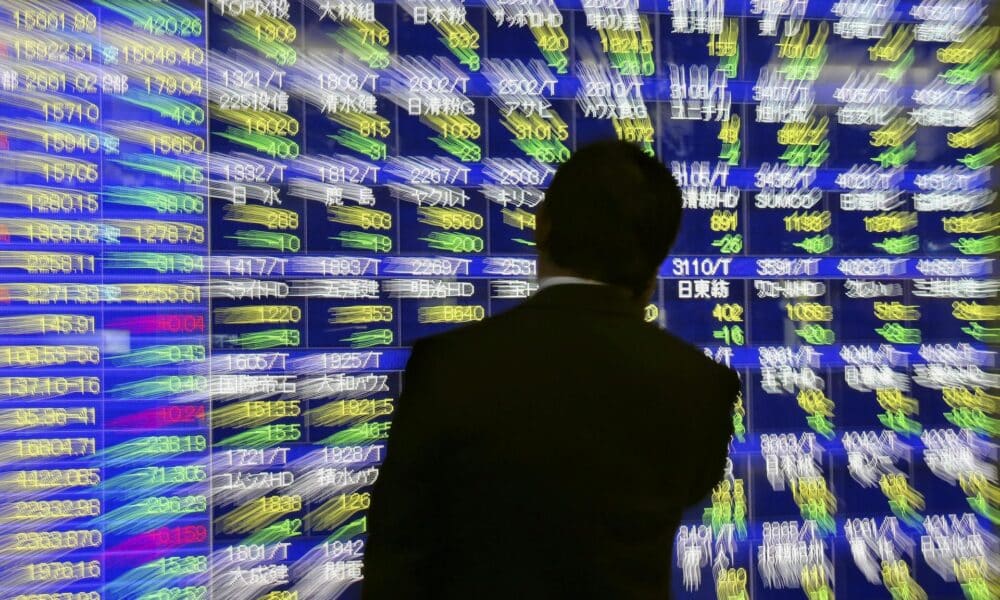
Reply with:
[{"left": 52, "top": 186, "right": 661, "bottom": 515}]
[
  {"left": 536, "top": 259, "right": 604, "bottom": 291},
  {"left": 536, "top": 257, "right": 581, "bottom": 281},
  {"left": 537, "top": 275, "right": 605, "bottom": 291}
]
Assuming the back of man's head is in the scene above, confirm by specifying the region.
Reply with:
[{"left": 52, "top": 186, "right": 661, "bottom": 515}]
[{"left": 537, "top": 140, "right": 683, "bottom": 298}]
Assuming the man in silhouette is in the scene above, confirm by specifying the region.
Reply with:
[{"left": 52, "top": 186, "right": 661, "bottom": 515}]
[{"left": 363, "top": 140, "right": 741, "bottom": 599}]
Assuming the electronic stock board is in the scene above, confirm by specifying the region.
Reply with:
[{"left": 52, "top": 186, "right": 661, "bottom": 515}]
[{"left": 0, "top": 0, "right": 997, "bottom": 598}]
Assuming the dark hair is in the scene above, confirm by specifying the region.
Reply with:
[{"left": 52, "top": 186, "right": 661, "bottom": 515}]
[{"left": 538, "top": 140, "right": 683, "bottom": 296}]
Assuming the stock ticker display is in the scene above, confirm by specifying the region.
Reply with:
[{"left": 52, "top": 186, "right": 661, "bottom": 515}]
[{"left": 0, "top": 0, "right": 998, "bottom": 598}]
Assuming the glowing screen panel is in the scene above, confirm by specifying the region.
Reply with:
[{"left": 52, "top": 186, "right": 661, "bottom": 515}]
[{"left": 0, "top": 0, "right": 996, "bottom": 598}]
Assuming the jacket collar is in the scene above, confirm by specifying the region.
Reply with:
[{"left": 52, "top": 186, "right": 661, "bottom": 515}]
[{"left": 522, "top": 283, "right": 645, "bottom": 319}]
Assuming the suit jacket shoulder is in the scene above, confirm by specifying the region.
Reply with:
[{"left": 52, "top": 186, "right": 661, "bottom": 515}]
[{"left": 647, "top": 325, "right": 740, "bottom": 387}]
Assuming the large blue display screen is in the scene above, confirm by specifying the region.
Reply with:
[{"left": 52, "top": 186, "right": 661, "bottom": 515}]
[{"left": 0, "top": 0, "right": 996, "bottom": 598}]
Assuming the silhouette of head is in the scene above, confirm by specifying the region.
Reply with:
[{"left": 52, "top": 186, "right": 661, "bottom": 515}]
[{"left": 536, "top": 140, "right": 683, "bottom": 300}]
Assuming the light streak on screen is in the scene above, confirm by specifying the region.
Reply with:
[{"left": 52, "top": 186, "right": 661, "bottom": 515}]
[{"left": 0, "top": 0, "right": 997, "bottom": 598}]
